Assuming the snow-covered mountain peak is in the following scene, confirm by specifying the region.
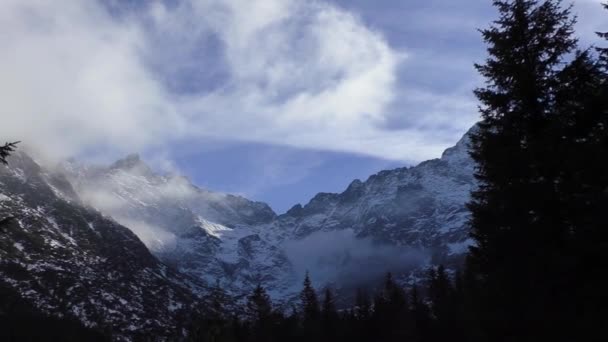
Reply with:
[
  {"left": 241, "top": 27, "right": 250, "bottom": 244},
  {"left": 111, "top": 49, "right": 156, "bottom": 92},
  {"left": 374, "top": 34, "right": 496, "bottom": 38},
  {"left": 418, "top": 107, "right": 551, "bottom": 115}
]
[
  {"left": 108, "top": 153, "right": 156, "bottom": 177},
  {"left": 4, "top": 126, "right": 480, "bottom": 308},
  {"left": 0, "top": 152, "right": 202, "bottom": 339}
]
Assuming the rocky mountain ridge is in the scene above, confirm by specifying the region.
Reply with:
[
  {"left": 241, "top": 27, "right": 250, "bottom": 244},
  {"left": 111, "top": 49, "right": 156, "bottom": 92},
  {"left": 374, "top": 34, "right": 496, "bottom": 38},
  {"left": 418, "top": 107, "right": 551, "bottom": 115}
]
[
  {"left": 0, "top": 126, "right": 478, "bottom": 336},
  {"left": 0, "top": 152, "right": 203, "bottom": 340},
  {"left": 61, "top": 127, "right": 477, "bottom": 301}
]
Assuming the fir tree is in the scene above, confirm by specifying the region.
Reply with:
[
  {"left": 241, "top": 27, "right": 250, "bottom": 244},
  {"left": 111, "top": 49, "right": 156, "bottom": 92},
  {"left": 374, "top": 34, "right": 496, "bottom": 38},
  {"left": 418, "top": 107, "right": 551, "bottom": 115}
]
[
  {"left": 427, "top": 266, "right": 459, "bottom": 340},
  {"left": 320, "top": 287, "right": 339, "bottom": 342},
  {"left": 469, "top": 0, "right": 601, "bottom": 340},
  {"left": 354, "top": 288, "right": 372, "bottom": 322},
  {"left": 597, "top": 3, "right": 608, "bottom": 68},
  {"left": 552, "top": 49, "right": 608, "bottom": 339},
  {"left": 0, "top": 141, "right": 18, "bottom": 165},
  {"left": 245, "top": 284, "right": 273, "bottom": 342},
  {"left": 299, "top": 272, "right": 320, "bottom": 322},
  {"left": 372, "top": 273, "right": 411, "bottom": 341},
  {"left": 352, "top": 288, "right": 373, "bottom": 342},
  {"left": 427, "top": 266, "right": 452, "bottom": 320},
  {"left": 207, "top": 279, "right": 230, "bottom": 321},
  {"left": 410, "top": 285, "right": 431, "bottom": 342},
  {"left": 189, "top": 280, "right": 234, "bottom": 342},
  {"left": 299, "top": 272, "right": 320, "bottom": 340},
  {"left": 245, "top": 284, "right": 272, "bottom": 324}
]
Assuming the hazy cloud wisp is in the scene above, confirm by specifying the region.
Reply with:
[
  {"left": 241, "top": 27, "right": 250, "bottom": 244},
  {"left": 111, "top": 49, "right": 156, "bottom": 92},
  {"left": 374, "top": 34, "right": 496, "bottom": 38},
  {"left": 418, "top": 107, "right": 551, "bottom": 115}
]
[{"left": 285, "top": 229, "right": 429, "bottom": 287}]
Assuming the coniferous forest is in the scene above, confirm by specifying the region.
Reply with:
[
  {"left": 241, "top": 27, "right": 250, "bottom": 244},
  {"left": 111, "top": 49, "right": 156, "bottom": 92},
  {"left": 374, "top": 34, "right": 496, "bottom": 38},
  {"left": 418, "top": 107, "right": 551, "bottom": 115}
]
[
  {"left": 1, "top": 0, "right": 607, "bottom": 341},
  {"left": 184, "top": 1, "right": 608, "bottom": 341}
]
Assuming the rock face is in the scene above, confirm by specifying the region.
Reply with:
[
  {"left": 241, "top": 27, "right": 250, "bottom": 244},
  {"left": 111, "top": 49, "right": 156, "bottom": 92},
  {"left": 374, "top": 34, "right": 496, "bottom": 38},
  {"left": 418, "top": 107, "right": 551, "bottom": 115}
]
[
  {"left": 275, "top": 128, "right": 475, "bottom": 254},
  {"left": 60, "top": 127, "right": 477, "bottom": 301},
  {"left": 262, "top": 128, "right": 476, "bottom": 291},
  {"left": 61, "top": 153, "right": 291, "bottom": 299},
  {"left": 0, "top": 152, "right": 200, "bottom": 340}
]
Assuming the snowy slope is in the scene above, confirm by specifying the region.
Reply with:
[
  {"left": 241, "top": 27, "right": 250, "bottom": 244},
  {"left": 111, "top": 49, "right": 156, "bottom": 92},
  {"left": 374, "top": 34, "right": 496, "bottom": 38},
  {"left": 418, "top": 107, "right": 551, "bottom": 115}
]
[
  {"left": 0, "top": 152, "right": 202, "bottom": 340},
  {"left": 274, "top": 128, "right": 475, "bottom": 249},
  {"left": 61, "top": 154, "right": 294, "bottom": 299}
]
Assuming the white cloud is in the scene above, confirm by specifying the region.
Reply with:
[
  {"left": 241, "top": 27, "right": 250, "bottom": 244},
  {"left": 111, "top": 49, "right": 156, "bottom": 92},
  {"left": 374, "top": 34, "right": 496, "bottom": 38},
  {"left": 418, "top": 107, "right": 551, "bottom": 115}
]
[
  {"left": 284, "top": 229, "right": 429, "bottom": 286},
  {"left": 0, "top": 0, "right": 185, "bottom": 159},
  {"left": 3, "top": 0, "right": 602, "bottom": 163},
  {"left": 116, "top": 217, "right": 178, "bottom": 253},
  {"left": 0, "top": 0, "right": 452, "bottom": 163}
]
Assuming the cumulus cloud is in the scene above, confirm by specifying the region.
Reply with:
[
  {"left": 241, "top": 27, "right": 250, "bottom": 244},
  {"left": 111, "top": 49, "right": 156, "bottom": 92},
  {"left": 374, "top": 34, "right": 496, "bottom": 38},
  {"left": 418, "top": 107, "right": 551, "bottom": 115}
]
[
  {"left": 0, "top": 0, "right": 458, "bottom": 163},
  {"left": 284, "top": 229, "right": 429, "bottom": 287}
]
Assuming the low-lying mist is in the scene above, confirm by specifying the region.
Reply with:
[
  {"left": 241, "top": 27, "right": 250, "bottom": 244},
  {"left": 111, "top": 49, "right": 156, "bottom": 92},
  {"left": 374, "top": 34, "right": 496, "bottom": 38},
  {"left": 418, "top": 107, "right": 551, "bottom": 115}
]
[{"left": 284, "top": 229, "right": 429, "bottom": 288}]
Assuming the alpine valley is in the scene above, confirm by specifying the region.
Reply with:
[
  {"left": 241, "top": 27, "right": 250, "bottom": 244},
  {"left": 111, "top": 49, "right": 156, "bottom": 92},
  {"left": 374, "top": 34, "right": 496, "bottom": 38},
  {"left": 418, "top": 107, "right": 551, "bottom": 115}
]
[{"left": 0, "top": 127, "right": 476, "bottom": 339}]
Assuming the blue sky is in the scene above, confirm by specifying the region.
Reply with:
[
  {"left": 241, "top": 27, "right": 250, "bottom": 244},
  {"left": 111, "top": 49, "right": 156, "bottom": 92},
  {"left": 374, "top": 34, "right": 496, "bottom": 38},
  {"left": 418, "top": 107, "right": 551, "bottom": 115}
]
[{"left": 1, "top": 0, "right": 606, "bottom": 212}]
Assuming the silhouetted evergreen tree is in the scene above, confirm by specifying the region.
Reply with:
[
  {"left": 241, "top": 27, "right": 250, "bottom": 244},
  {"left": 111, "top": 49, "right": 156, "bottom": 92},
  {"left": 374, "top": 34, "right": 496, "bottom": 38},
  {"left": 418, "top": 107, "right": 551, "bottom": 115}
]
[
  {"left": 208, "top": 280, "right": 230, "bottom": 321},
  {"left": 427, "top": 266, "right": 450, "bottom": 318},
  {"left": 354, "top": 287, "right": 372, "bottom": 321},
  {"left": 320, "top": 287, "right": 339, "bottom": 342},
  {"left": 469, "top": 0, "right": 607, "bottom": 340},
  {"left": 245, "top": 284, "right": 274, "bottom": 342},
  {"left": 352, "top": 288, "right": 373, "bottom": 342},
  {"left": 371, "top": 273, "right": 411, "bottom": 341},
  {"left": 188, "top": 280, "right": 236, "bottom": 342},
  {"left": 551, "top": 46, "right": 608, "bottom": 338},
  {"left": 427, "top": 266, "right": 463, "bottom": 340},
  {"left": 0, "top": 141, "right": 18, "bottom": 165},
  {"left": 597, "top": 3, "right": 608, "bottom": 68},
  {"left": 409, "top": 285, "right": 431, "bottom": 342},
  {"left": 274, "top": 306, "right": 301, "bottom": 342},
  {"left": 299, "top": 272, "right": 320, "bottom": 340}
]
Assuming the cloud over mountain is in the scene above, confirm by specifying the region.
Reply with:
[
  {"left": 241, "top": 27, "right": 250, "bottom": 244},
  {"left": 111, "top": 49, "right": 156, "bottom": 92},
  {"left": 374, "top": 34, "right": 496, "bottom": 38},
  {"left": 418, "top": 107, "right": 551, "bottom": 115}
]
[{"left": 0, "top": 0, "right": 431, "bottom": 161}]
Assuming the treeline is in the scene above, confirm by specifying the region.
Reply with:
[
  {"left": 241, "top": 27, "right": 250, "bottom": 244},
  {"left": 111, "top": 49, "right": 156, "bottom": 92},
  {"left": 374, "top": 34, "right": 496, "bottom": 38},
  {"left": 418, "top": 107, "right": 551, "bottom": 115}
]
[{"left": 187, "top": 268, "right": 474, "bottom": 342}]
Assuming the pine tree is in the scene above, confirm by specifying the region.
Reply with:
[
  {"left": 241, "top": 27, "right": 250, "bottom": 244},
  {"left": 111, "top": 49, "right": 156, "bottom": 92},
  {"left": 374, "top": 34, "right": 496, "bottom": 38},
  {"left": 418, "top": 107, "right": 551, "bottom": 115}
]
[
  {"left": 0, "top": 142, "right": 18, "bottom": 165},
  {"left": 354, "top": 288, "right": 372, "bottom": 322},
  {"left": 207, "top": 279, "right": 229, "bottom": 321},
  {"left": 427, "top": 266, "right": 459, "bottom": 340},
  {"left": 320, "top": 287, "right": 339, "bottom": 342},
  {"left": 245, "top": 284, "right": 272, "bottom": 323},
  {"left": 352, "top": 287, "right": 373, "bottom": 342},
  {"left": 372, "top": 273, "right": 411, "bottom": 341},
  {"left": 597, "top": 3, "right": 608, "bottom": 68},
  {"left": 427, "top": 266, "right": 452, "bottom": 321},
  {"left": 275, "top": 306, "right": 300, "bottom": 342},
  {"left": 299, "top": 272, "right": 320, "bottom": 322},
  {"left": 469, "top": 0, "right": 579, "bottom": 339},
  {"left": 409, "top": 285, "right": 431, "bottom": 342},
  {"left": 299, "top": 272, "right": 320, "bottom": 340},
  {"left": 245, "top": 284, "right": 273, "bottom": 342},
  {"left": 189, "top": 280, "right": 233, "bottom": 342},
  {"left": 551, "top": 48, "right": 608, "bottom": 339}
]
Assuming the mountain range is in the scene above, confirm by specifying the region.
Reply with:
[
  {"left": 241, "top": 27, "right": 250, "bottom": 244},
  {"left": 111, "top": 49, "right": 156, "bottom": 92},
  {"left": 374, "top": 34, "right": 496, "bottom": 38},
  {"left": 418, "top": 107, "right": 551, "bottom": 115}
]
[{"left": 0, "top": 126, "right": 477, "bottom": 338}]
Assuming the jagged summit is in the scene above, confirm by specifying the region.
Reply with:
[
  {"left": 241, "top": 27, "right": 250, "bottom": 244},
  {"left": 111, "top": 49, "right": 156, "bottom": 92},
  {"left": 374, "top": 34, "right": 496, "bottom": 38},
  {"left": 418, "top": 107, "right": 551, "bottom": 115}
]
[{"left": 108, "top": 153, "right": 155, "bottom": 176}]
